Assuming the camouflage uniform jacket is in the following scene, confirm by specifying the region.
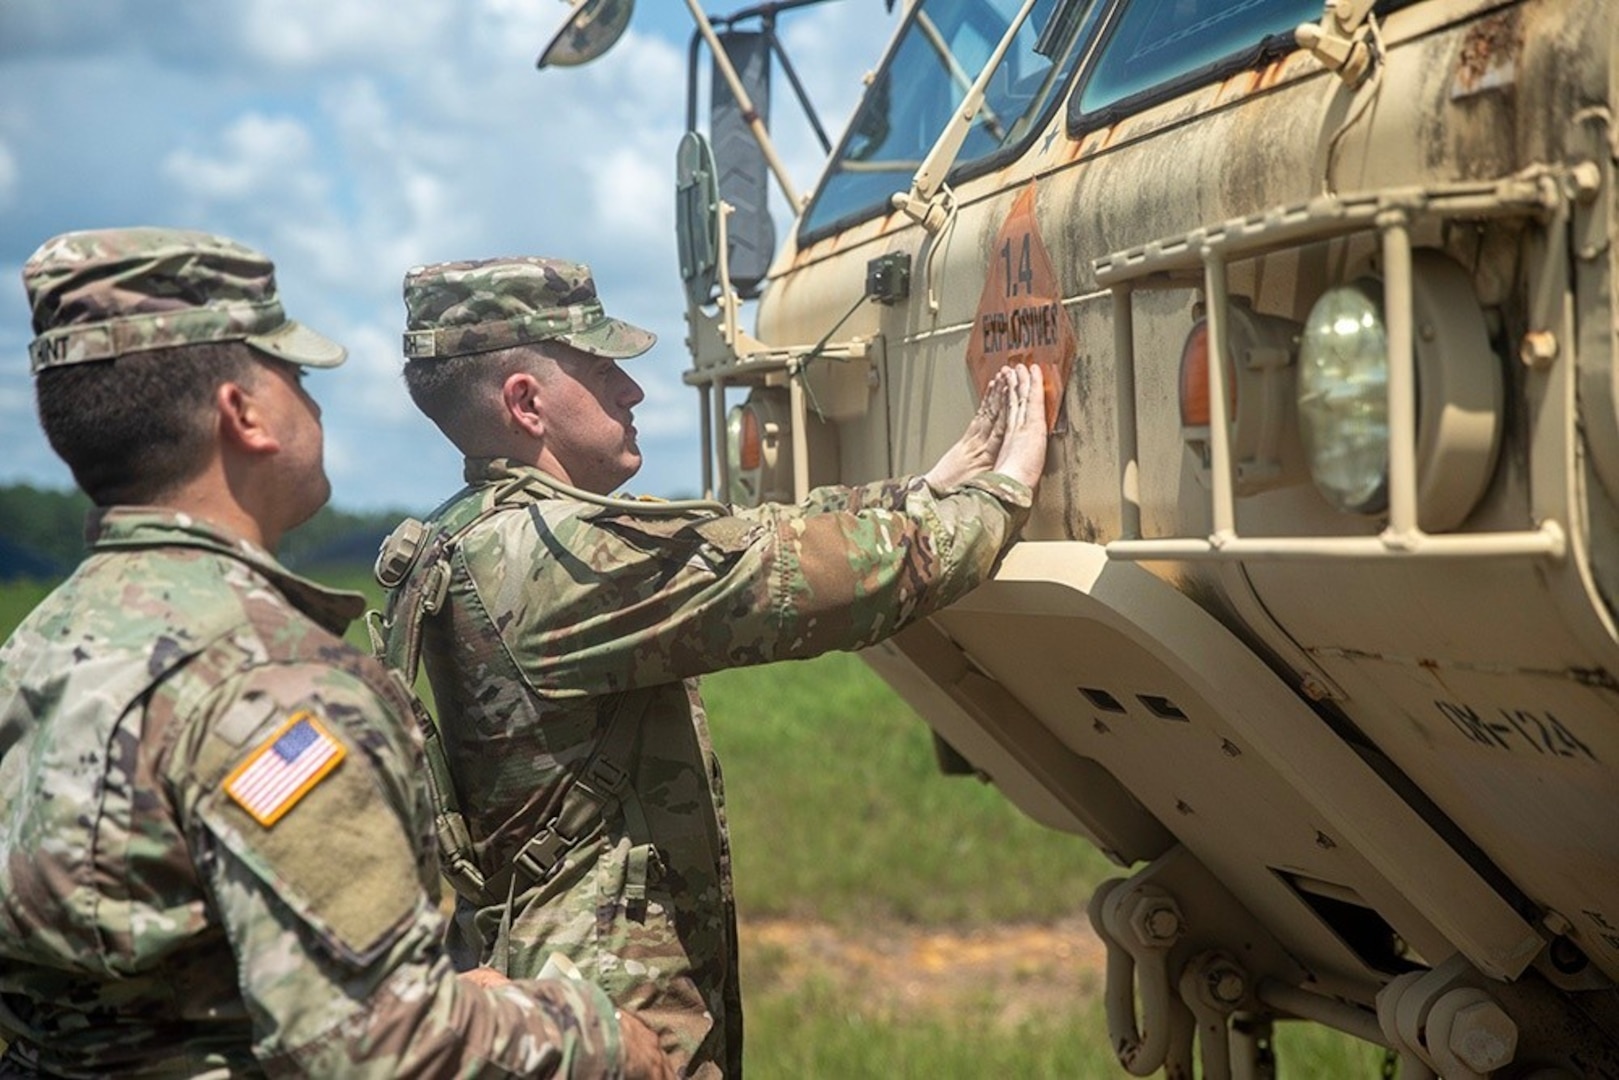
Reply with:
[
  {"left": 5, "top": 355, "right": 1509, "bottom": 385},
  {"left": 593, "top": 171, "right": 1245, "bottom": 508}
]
[
  {"left": 0, "top": 509, "right": 624, "bottom": 1079},
  {"left": 385, "top": 457, "right": 1033, "bottom": 1078}
]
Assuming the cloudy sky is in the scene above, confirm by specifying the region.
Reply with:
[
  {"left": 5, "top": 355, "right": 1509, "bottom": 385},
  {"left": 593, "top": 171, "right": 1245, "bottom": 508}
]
[{"left": 0, "top": 0, "right": 899, "bottom": 510}]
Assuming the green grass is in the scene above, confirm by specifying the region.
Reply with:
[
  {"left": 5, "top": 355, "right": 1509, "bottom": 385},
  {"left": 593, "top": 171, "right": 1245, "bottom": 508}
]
[
  {"left": 0, "top": 580, "right": 55, "bottom": 638},
  {"left": 704, "top": 651, "right": 1116, "bottom": 926},
  {"left": 739, "top": 993, "right": 1388, "bottom": 1080},
  {"left": 741, "top": 970, "right": 1122, "bottom": 1079},
  {"left": 741, "top": 981, "right": 1382, "bottom": 1079},
  {"left": 304, "top": 564, "right": 393, "bottom": 654},
  {"left": 1273, "top": 1023, "right": 1394, "bottom": 1076},
  {"left": 704, "top": 654, "right": 1379, "bottom": 1077}
]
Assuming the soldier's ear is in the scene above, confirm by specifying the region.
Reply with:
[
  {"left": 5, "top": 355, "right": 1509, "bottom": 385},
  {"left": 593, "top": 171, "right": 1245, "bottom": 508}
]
[
  {"left": 501, "top": 371, "right": 545, "bottom": 440},
  {"left": 217, "top": 377, "right": 280, "bottom": 456}
]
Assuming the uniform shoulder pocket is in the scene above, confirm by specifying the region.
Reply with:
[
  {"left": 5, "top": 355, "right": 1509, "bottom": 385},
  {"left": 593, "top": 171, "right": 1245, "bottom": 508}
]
[
  {"left": 597, "top": 512, "right": 760, "bottom": 558},
  {"left": 690, "top": 515, "right": 762, "bottom": 555},
  {"left": 195, "top": 710, "right": 425, "bottom": 966}
]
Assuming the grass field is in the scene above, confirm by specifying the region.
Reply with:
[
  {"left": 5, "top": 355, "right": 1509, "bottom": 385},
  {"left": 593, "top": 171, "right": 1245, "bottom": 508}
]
[
  {"left": 705, "top": 654, "right": 1385, "bottom": 1078},
  {"left": 0, "top": 574, "right": 1381, "bottom": 1077},
  {"left": 0, "top": 580, "right": 54, "bottom": 640}
]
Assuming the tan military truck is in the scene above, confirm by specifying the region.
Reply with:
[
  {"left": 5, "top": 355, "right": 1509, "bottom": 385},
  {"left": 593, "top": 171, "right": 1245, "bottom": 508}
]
[{"left": 547, "top": 0, "right": 1619, "bottom": 1074}]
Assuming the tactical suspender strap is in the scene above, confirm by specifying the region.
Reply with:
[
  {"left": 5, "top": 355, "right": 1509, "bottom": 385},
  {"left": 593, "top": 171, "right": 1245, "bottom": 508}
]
[
  {"left": 479, "top": 684, "right": 655, "bottom": 907},
  {"left": 375, "top": 505, "right": 507, "bottom": 902},
  {"left": 372, "top": 478, "right": 657, "bottom": 910},
  {"left": 392, "top": 677, "right": 486, "bottom": 900},
  {"left": 488, "top": 686, "right": 656, "bottom": 976}
]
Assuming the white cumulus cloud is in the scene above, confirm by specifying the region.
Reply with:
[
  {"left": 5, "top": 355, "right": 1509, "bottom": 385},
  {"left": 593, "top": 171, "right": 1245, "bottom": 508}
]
[
  {"left": 0, "top": 0, "right": 900, "bottom": 507},
  {"left": 163, "top": 113, "right": 320, "bottom": 204}
]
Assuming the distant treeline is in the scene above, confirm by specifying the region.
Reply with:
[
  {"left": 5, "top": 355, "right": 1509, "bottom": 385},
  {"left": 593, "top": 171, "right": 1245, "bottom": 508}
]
[
  {"left": 0, "top": 484, "right": 91, "bottom": 577},
  {"left": 0, "top": 483, "right": 417, "bottom": 581}
]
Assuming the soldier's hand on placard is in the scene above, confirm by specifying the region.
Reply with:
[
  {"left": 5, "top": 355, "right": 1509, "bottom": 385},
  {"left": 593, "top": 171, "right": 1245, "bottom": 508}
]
[
  {"left": 993, "top": 362, "right": 1047, "bottom": 489},
  {"left": 619, "top": 1008, "right": 677, "bottom": 1080},
  {"left": 923, "top": 366, "right": 1012, "bottom": 491}
]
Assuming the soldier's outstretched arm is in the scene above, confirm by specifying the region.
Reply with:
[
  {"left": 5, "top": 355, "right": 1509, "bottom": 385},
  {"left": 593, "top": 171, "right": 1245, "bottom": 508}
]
[
  {"left": 769, "top": 363, "right": 1041, "bottom": 515},
  {"left": 507, "top": 367, "right": 1047, "bottom": 695}
]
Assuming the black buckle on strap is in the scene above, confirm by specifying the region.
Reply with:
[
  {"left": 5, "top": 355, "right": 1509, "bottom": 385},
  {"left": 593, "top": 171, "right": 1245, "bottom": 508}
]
[{"left": 514, "top": 821, "right": 573, "bottom": 882}]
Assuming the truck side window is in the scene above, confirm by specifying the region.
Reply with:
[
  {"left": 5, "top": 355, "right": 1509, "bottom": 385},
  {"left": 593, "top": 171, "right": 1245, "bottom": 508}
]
[
  {"left": 800, "top": 0, "right": 1099, "bottom": 241},
  {"left": 1068, "top": 0, "right": 1335, "bottom": 130}
]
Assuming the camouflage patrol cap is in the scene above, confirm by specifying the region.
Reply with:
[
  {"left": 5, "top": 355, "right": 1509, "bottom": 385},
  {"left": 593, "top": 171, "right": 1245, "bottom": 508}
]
[
  {"left": 401, "top": 256, "right": 655, "bottom": 361},
  {"left": 22, "top": 227, "right": 346, "bottom": 374}
]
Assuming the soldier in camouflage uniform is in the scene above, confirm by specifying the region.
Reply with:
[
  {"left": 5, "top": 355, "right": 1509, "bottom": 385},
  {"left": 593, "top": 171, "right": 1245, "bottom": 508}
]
[
  {"left": 0, "top": 229, "right": 672, "bottom": 1079},
  {"left": 378, "top": 256, "right": 1048, "bottom": 1077}
]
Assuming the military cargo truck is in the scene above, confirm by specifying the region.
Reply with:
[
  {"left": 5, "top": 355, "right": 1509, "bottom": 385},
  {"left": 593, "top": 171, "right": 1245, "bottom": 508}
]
[{"left": 548, "top": 0, "right": 1619, "bottom": 1074}]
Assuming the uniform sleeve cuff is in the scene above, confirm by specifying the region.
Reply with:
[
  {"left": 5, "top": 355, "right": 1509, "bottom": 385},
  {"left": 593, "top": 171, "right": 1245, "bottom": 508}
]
[
  {"left": 586, "top": 982, "right": 626, "bottom": 1078},
  {"left": 962, "top": 472, "right": 1033, "bottom": 509},
  {"left": 519, "top": 975, "right": 626, "bottom": 1077}
]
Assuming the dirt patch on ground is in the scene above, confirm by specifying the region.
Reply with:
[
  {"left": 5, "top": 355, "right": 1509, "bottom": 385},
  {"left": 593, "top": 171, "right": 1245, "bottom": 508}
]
[{"left": 740, "top": 916, "right": 1107, "bottom": 1027}]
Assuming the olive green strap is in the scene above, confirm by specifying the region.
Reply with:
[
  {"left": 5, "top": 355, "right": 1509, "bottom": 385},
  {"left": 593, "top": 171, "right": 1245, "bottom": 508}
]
[
  {"left": 374, "top": 486, "right": 659, "bottom": 911},
  {"left": 492, "top": 872, "right": 520, "bottom": 976},
  {"left": 371, "top": 494, "right": 532, "bottom": 902},
  {"left": 479, "top": 686, "right": 655, "bottom": 908}
]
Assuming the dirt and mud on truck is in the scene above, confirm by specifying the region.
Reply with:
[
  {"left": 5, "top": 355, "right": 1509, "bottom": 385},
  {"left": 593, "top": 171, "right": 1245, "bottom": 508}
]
[{"left": 546, "top": 0, "right": 1619, "bottom": 1075}]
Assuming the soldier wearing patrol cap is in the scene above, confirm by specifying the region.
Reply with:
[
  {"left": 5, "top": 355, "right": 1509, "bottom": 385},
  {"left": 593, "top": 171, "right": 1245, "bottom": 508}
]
[
  {"left": 0, "top": 228, "right": 672, "bottom": 1079},
  {"left": 376, "top": 254, "right": 1048, "bottom": 1077}
]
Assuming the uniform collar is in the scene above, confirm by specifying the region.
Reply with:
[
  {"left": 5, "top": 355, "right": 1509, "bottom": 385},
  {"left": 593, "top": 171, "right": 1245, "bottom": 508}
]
[
  {"left": 88, "top": 507, "right": 365, "bottom": 635},
  {"left": 463, "top": 456, "right": 544, "bottom": 486}
]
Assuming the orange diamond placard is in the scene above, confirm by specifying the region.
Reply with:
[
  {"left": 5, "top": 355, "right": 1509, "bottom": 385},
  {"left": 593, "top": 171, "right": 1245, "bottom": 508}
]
[{"left": 964, "top": 181, "right": 1073, "bottom": 429}]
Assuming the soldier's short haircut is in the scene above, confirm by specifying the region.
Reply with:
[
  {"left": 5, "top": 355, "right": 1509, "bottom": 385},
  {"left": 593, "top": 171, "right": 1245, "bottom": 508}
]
[
  {"left": 36, "top": 341, "right": 259, "bottom": 506},
  {"left": 403, "top": 344, "right": 557, "bottom": 452}
]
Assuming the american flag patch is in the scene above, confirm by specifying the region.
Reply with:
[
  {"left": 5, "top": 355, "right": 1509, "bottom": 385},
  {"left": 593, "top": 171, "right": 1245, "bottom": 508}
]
[{"left": 224, "top": 712, "right": 346, "bottom": 827}]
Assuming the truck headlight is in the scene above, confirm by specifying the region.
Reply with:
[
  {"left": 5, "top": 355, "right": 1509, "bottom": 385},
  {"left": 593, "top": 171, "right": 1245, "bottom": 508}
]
[
  {"left": 1297, "top": 280, "right": 1390, "bottom": 514},
  {"left": 1296, "top": 251, "right": 1502, "bottom": 530}
]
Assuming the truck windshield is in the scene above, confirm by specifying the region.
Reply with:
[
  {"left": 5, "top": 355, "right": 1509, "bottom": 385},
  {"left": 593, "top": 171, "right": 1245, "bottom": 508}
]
[
  {"left": 1072, "top": 0, "right": 1333, "bottom": 127},
  {"left": 799, "top": 0, "right": 1097, "bottom": 240}
]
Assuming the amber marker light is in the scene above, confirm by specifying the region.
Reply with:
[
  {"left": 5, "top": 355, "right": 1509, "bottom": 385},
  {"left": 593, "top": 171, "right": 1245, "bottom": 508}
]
[
  {"left": 736, "top": 405, "right": 763, "bottom": 471},
  {"left": 1179, "top": 319, "right": 1235, "bottom": 428},
  {"left": 1177, "top": 302, "right": 1304, "bottom": 497},
  {"left": 724, "top": 388, "right": 828, "bottom": 506},
  {"left": 726, "top": 399, "right": 774, "bottom": 505}
]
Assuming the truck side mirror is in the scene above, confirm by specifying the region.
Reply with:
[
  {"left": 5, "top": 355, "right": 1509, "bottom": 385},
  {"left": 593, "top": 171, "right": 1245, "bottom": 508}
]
[
  {"left": 536, "top": 0, "right": 635, "bottom": 69},
  {"left": 676, "top": 130, "right": 721, "bottom": 309},
  {"left": 710, "top": 30, "right": 776, "bottom": 299}
]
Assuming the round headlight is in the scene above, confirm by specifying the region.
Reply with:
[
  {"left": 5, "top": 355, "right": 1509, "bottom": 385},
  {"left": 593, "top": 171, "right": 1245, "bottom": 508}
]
[{"left": 1297, "top": 280, "right": 1389, "bottom": 514}]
